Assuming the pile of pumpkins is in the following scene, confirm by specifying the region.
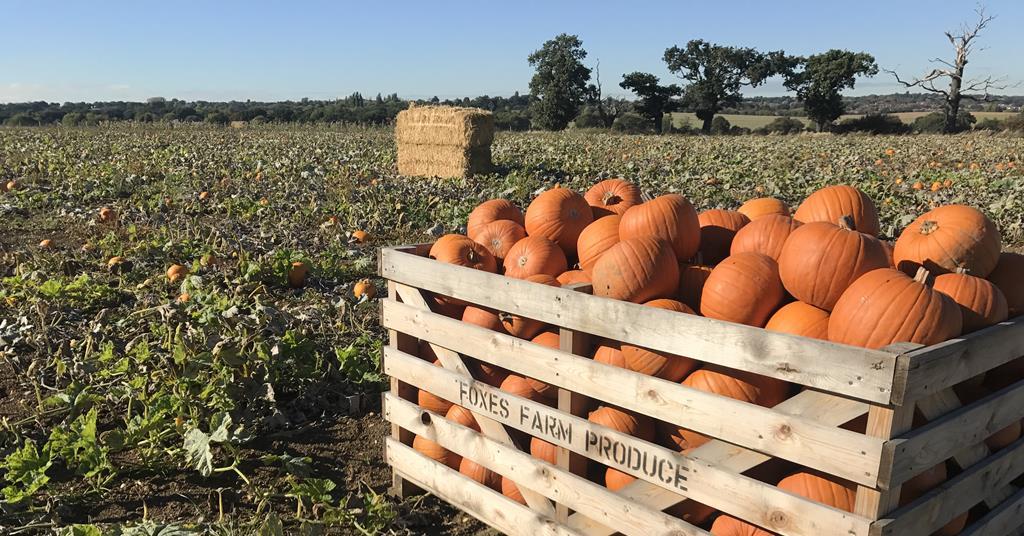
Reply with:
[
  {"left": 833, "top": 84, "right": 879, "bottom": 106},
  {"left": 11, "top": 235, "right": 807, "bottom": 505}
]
[{"left": 410, "top": 178, "right": 1024, "bottom": 534}]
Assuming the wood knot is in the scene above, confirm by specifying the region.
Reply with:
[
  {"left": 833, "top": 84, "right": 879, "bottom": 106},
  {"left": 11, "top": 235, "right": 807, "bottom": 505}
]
[
  {"left": 768, "top": 509, "right": 790, "bottom": 528},
  {"left": 775, "top": 424, "right": 792, "bottom": 440}
]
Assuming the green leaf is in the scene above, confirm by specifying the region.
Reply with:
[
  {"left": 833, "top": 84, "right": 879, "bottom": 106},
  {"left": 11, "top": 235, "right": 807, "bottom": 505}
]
[
  {"left": 259, "top": 513, "right": 284, "bottom": 536},
  {"left": 1, "top": 439, "right": 52, "bottom": 504},
  {"left": 183, "top": 428, "right": 212, "bottom": 477}
]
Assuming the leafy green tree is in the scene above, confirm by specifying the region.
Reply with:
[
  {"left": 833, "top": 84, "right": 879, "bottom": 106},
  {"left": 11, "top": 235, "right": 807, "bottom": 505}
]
[
  {"left": 663, "top": 40, "right": 795, "bottom": 132},
  {"left": 619, "top": 72, "right": 682, "bottom": 133},
  {"left": 205, "top": 111, "right": 230, "bottom": 125},
  {"left": 5, "top": 113, "right": 38, "bottom": 126},
  {"left": 784, "top": 50, "right": 877, "bottom": 131},
  {"left": 528, "top": 34, "right": 593, "bottom": 130}
]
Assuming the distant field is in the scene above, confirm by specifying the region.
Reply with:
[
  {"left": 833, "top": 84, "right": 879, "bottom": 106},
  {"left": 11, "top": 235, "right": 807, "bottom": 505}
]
[{"left": 671, "top": 111, "right": 1020, "bottom": 130}]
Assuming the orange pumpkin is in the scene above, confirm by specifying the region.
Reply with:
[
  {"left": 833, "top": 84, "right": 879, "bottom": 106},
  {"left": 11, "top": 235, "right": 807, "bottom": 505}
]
[
  {"left": 526, "top": 331, "right": 561, "bottom": 400},
  {"left": 934, "top": 268, "right": 1009, "bottom": 333},
  {"left": 446, "top": 405, "right": 480, "bottom": 432},
  {"left": 899, "top": 463, "right": 969, "bottom": 535},
  {"left": 737, "top": 197, "right": 790, "bottom": 220},
  {"left": 730, "top": 215, "right": 802, "bottom": 262},
  {"left": 710, "top": 515, "right": 771, "bottom": 536},
  {"left": 700, "top": 253, "right": 786, "bottom": 327},
  {"left": 593, "top": 339, "right": 626, "bottom": 368},
  {"left": 501, "top": 477, "right": 526, "bottom": 504},
  {"left": 577, "top": 215, "right": 621, "bottom": 272},
  {"left": 462, "top": 305, "right": 506, "bottom": 333},
  {"left": 621, "top": 299, "right": 698, "bottom": 381},
  {"left": 556, "top": 270, "right": 591, "bottom": 286},
  {"left": 591, "top": 237, "right": 679, "bottom": 303},
  {"left": 677, "top": 259, "right": 713, "bottom": 312},
  {"left": 418, "top": 360, "right": 454, "bottom": 415},
  {"left": 778, "top": 472, "right": 856, "bottom": 512},
  {"left": 530, "top": 436, "right": 558, "bottom": 464},
  {"left": 503, "top": 236, "right": 568, "bottom": 280},
  {"left": 829, "top": 268, "right": 963, "bottom": 349},
  {"left": 459, "top": 457, "right": 500, "bottom": 490},
  {"left": 605, "top": 468, "right": 635, "bottom": 491},
  {"left": 893, "top": 204, "right": 1001, "bottom": 277},
  {"left": 525, "top": 186, "right": 593, "bottom": 254},
  {"left": 588, "top": 406, "right": 654, "bottom": 441},
  {"left": 472, "top": 220, "right": 526, "bottom": 264},
  {"left": 413, "top": 435, "right": 458, "bottom": 469},
  {"left": 765, "top": 302, "right": 830, "bottom": 340},
  {"left": 429, "top": 234, "right": 497, "bottom": 273},
  {"left": 954, "top": 381, "right": 1022, "bottom": 452},
  {"left": 698, "top": 209, "right": 750, "bottom": 265},
  {"left": 619, "top": 194, "right": 701, "bottom": 261},
  {"left": 500, "top": 374, "right": 539, "bottom": 400},
  {"left": 777, "top": 217, "right": 890, "bottom": 311},
  {"left": 584, "top": 178, "right": 642, "bottom": 218},
  {"left": 467, "top": 199, "right": 524, "bottom": 241},
  {"left": 793, "top": 184, "right": 880, "bottom": 237},
  {"left": 988, "top": 252, "right": 1024, "bottom": 317},
  {"left": 500, "top": 274, "right": 559, "bottom": 338}
]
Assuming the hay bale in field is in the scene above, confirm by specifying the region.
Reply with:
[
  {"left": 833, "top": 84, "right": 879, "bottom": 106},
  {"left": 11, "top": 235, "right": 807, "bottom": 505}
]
[{"left": 396, "top": 105, "right": 494, "bottom": 178}]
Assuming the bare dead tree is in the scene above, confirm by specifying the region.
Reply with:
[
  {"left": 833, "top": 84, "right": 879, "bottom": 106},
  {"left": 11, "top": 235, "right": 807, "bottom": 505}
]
[
  {"left": 587, "top": 60, "right": 618, "bottom": 128},
  {"left": 884, "top": 6, "right": 1011, "bottom": 133}
]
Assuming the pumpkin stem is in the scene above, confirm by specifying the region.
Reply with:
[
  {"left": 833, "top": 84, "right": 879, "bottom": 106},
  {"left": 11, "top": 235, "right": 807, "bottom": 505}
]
[
  {"left": 913, "top": 266, "right": 933, "bottom": 285},
  {"left": 919, "top": 220, "right": 939, "bottom": 235},
  {"left": 837, "top": 215, "right": 856, "bottom": 231},
  {"left": 602, "top": 191, "right": 622, "bottom": 205}
]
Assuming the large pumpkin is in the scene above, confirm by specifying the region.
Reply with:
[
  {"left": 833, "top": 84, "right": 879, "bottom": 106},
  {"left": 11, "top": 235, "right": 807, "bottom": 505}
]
[
  {"left": 954, "top": 381, "right": 1022, "bottom": 452},
  {"left": 829, "top": 268, "right": 963, "bottom": 349},
  {"left": 556, "top": 270, "right": 591, "bottom": 286},
  {"left": 778, "top": 472, "right": 856, "bottom": 512},
  {"left": 591, "top": 237, "right": 679, "bottom": 303},
  {"left": 677, "top": 259, "right": 713, "bottom": 312},
  {"left": 593, "top": 339, "right": 626, "bottom": 368},
  {"left": 530, "top": 436, "right": 558, "bottom": 464},
  {"left": 793, "top": 185, "right": 880, "bottom": 237},
  {"left": 459, "top": 457, "right": 500, "bottom": 490},
  {"left": 765, "top": 301, "right": 830, "bottom": 340},
  {"left": 500, "top": 274, "right": 559, "bottom": 339},
  {"left": 988, "top": 252, "right": 1024, "bottom": 317},
  {"left": 413, "top": 435, "right": 458, "bottom": 469},
  {"left": 605, "top": 467, "right": 636, "bottom": 491},
  {"left": 698, "top": 209, "right": 751, "bottom": 265},
  {"left": 500, "top": 374, "right": 540, "bottom": 400},
  {"left": 700, "top": 252, "right": 786, "bottom": 327},
  {"left": 899, "top": 463, "right": 969, "bottom": 535},
  {"left": 472, "top": 220, "right": 526, "bottom": 264},
  {"left": 738, "top": 197, "right": 790, "bottom": 220},
  {"left": 446, "top": 405, "right": 480, "bottom": 431},
  {"left": 934, "top": 268, "right": 1009, "bottom": 333},
  {"left": 777, "top": 217, "right": 890, "bottom": 311},
  {"left": 621, "top": 299, "right": 698, "bottom": 381},
  {"left": 501, "top": 477, "right": 526, "bottom": 504},
  {"left": 418, "top": 360, "right": 454, "bottom": 415},
  {"left": 525, "top": 331, "right": 561, "bottom": 400},
  {"left": 577, "top": 215, "right": 621, "bottom": 273},
  {"left": 467, "top": 199, "right": 524, "bottom": 240},
  {"left": 525, "top": 186, "right": 593, "bottom": 254},
  {"left": 503, "top": 236, "right": 568, "bottom": 279},
  {"left": 730, "top": 215, "right": 802, "bottom": 262},
  {"left": 429, "top": 234, "right": 497, "bottom": 273},
  {"left": 589, "top": 406, "right": 655, "bottom": 441},
  {"left": 462, "top": 305, "right": 506, "bottom": 333},
  {"left": 619, "top": 194, "right": 701, "bottom": 261},
  {"left": 893, "top": 204, "right": 1001, "bottom": 277},
  {"left": 710, "top": 515, "right": 771, "bottom": 536},
  {"left": 584, "top": 178, "right": 642, "bottom": 218}
]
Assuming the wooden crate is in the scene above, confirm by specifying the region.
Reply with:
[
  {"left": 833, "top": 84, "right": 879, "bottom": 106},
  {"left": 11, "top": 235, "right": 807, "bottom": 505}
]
[{"left": 378, "top": 244, "right": 1024, "bottom": 536}]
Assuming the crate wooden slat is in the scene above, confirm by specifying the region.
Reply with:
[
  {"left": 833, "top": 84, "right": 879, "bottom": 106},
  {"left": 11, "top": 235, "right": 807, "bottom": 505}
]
[{"left": 380, "top": 245, "right": 1024, "bottom": 536}]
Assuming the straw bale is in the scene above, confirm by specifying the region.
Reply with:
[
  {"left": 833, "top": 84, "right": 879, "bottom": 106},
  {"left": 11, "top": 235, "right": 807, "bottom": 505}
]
[
  {"left": 395, "top": 105, "right": 495, "bottom": 147},
  {"left": 397, "top": 143, "right": 492, "bottom": 178}
]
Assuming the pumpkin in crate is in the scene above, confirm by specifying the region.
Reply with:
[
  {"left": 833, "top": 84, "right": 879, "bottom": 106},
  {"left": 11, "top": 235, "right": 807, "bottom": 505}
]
[
  {"left": 501, "top": 476, "right": 526, "bottom": 504},
  {"left": 697, "top": 209, "right": 750, "bottom": 265},
  {"left": 584, "top": 178, "right": 642, "bottom": 218},
  {"left": 472, "top": 220, "right": 526, "bottom": 265},
  {"left": 467, "top": 199, "right": 523, "bottom": 241},
  {"left": 677, "top": 257, "right": 713, "bottom": 312},
  {"left": 829, "top": 267, "right": 962, "bottom": 349},
  {"left": 418, "top": 359, "right": 454, "bottom": 415},
  {"left": 700, "top": 252, "right": 786, "bottom": 327},
  {"left": 593, "top": 339, "right": 626, "bottom": 368},
  {"left": 459, "top": 457, "right": 501, "bottom": 490},
  {"left": 933, "top": 268, "right": 1008, "bottom": 333},
  {"left": 525, "top": 186, "right": 593, "bottom": 254},
  {"left": 526, "top": 331, "right": 562, "bottom": 400},
  {"left": 413, "top": 435, "right": 458, "bottom": 469},
  {"left": 621, "top": 299, "right": 698, "bottom": 381},
  {"left": 665, "top": 500, "right": 717, "bottom": 528},
  {"left": 730, "top": 214, "right": 801, "bottom": 262},
  {"left": 777, "top": 216, "right": 889, "bottom": 311},
  {"left": 988, "top": 252, "right": 1024, "bottom": 317},
  {"left": 429, "top": 234, "right": 496, "bottom": 305},
  {"left": 500, "top": 374, "right": 540, "bottom": 401},
  {"left": 900, "top": 463, "right": 968, "bottom": 535},
  {"left": 619, "top": 193, "right": 701, "bottom": 261},
  {"left": 503, "top": 236, "right": 568, "bottom": 280},
  {"left": 589, "top": 406, "right": 655, "bottom": 442},
  {"left": 500, "top": 274, "right": 560, "bottom": 339},
  {"left": 765, "top": 302, "right": 830, "bottom": 341},
  {"left": 953, "top": 381, "right": 1022, "bottom": 451},
  {"left": 577, "top": 215, "right": 621, "bottom": 272},
  {"left": 710, "top": 515, "right": 771, "bottom": 536},
  {"left": 605, "top": 467, "right": 636, "bottom": 491},
  {"left": 530, "top": 436, "right": 558, "bottom": 464},
  {"left": 557, "top": 270, "right": 591, "bottom": 286},
  {"left": 893, "top": 204, "right": 1001, "bottom": 277},
  {"left": 592, "top": 237, "right": 679, "bottom": 303},
  {"left": 881, "top": 240, "right": 896, "bottom": 268},
  {"left": 462, "top": 305, "right": 506, "bottom": 333},
  {"left": 793, "top": 184, "right": 880, "bottom": 237},
  {"left": 468, "top": 357, "right": 509, "bottom": 387},
  {"left": 738, "top": 197, "right": 789, "bottom": 220}
]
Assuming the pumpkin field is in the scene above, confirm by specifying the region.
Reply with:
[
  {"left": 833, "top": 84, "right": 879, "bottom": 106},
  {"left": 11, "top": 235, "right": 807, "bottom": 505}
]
[{"left": 1, "top": 124, "right": 1024, "bottom": 535}]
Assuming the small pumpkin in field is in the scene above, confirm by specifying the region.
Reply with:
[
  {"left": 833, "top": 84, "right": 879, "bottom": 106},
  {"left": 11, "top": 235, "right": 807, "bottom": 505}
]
[
  {"left": 3, "top": 179, "right": 17, "bottom": 192},
  {"left": 98, "top": 207, "right": 117, "bottom": 224},
  {"left": 467, "top": 199, "right": 524, "bottom": 240},
  {"left": 793, "top": 184, "right": 880, "bottom": 237},
  {"left": 677, "top": 257, "right": 713, "bottom": 312},
  {"left": 353, "top": 279, "right": 377, "bottom": 301},
  {"left": 584, "top": 178, "right": 642, "bottom": 218},
  {"left": 893, "top": 204, "right": 1001, "bottom": 277},
  {"left": 107, "top": 256, "right": 130, "bottom": 273},
  {"left": 166, "top": 264, "right": 188, "bottom": 283},
  {"left": 933, "top": 268, "right": 1008, "bottom": 333},
  {"left": 349, "top": 229, "right": 370, "bottom": 243},
  {"left": 591, "top": 237, "right": 679, "bottom": 303},
  {"left": 988, "top": 252, "right": 1024, "bottom": 317},
  {"left": 621, "top": 299, "right": 698, "bottom": 381},
  {"left": 777, "top": 216, "right": 890, "bottom": 311},
  {"left": 38, "top": 239, "right": 53, "bottom": 249},
  {"left": 700, "top": 252, "right": 785, "bottom": 327},
  {"left": 697, "top": 209, "right": 750, "bottom": 265},
  {"left": 765, "top": 301, "right": 830, "bottom": 340},
  {"left": 472, "top": 220, "right": 526, "bottom": 264},
  {"left": 525, "top": 186, "right": 593, "bottom": 254},
  {"left": 619, "top": 194, "right": 701, "bottom": 261},
  {"left": 577, "top": 215, "right": 621, "bottom": 273},
  {"left": 500, "top": 274, "right": 559, "bottom": 339},
  {"left": 737, "top": 197, "right": 790, "bottom": 220},
  {"left": 829, "top": 267, "right": 962, "bottom": 349},
  {"left": 287, "top": 261, "right": 309, "bottom": 288},
  {"left": 730, "top": 215, "right": 801, "bottom": 262},
  {"left": 556, "top": 270, "right": 591, "bottom": 286},
  {"left": 503, "top": 236, "right": 568, "bottom": 279}
]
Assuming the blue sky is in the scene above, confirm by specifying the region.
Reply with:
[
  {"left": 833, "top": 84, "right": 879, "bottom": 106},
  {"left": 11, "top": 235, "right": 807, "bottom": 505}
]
[{"left": 2, "top": 0, "right": 1022, "bottom": 103}]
